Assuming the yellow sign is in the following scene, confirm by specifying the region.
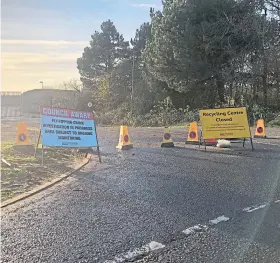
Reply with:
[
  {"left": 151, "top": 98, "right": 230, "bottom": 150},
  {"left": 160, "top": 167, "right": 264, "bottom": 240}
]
[{"left": 200, "top": 107, "right": 251, "bottom": 139}]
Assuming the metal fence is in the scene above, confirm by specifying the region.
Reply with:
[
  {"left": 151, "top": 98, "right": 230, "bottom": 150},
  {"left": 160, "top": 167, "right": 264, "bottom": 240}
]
[{"left": 1, "top": 91, "right": 22, "bottom": 96}]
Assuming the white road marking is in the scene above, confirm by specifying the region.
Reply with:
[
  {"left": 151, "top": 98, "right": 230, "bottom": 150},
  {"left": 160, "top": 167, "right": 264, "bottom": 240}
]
[
  {"left": 148, "top": 241, "right": 165, "bottom": 250},
  {"left": 209, "top": 215, "right": 230, "bottom": 225},
  {"left": 182, "top": 224, "right": 208, "bottom": 236},
  {"left": 242, "top": 204, "right": 267, "bottom": 213},
  {"left": 254, "top": 141, "right": 280, "bottom": 146},
  {"left": 105, "top": 199, "right": 280, "bottom": 262},
  {"left": 104, "top": 241, "right": 165, "bottom": 263}
]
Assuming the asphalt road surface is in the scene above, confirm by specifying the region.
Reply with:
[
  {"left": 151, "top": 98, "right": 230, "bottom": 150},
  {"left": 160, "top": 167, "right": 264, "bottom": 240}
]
[{"left": 1, "top": 127, "right": 280, "bottom": 263}]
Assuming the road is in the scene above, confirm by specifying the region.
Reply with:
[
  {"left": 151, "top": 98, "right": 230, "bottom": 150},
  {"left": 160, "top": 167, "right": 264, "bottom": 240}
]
[{"left": 1, "top": 127, "right": 280, "bottom": 263}]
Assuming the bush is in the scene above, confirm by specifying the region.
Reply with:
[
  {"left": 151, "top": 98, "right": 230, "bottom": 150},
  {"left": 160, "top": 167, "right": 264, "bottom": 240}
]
[
  {"left": 268, "top": 114, "right": 280, "bottom": 127},
  {"left": 97, "top": 103, "right": 131, "bottom": 125},
  {"left": 96, "top": 98, "right": 200, "bottom": 127},
  {"left": 246, "top": 105, "right": 279, "bottom": 126},
  {"left": 145, "top": 100, "right": 199, "bottom": 126},
  {"left": 95, "top": 99, "right": 280, "bottom": 128}
]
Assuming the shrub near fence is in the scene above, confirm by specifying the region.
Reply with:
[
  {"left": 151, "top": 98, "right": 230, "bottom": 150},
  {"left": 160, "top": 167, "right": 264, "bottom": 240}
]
[{"left": 96, "top": 101, "right": 280, "bottom": 127}]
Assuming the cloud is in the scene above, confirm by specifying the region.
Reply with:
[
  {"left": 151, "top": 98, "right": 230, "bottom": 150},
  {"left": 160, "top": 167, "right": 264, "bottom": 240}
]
[
  {"left": 2, "top": 52, "right": 79, "bottom": 64},
  {"left": 1, "top": 3, "right": 100, "bottom": 41},
  {"left": 1, "top": 0, "right": 163, "bottom": 92},
  {"left": 2, "top": 46, "right": 81, "bottom": 92},
  {"left": 131, "top": 3, "right": 157, "bottom": 8},
  {"left": 1, "top": 40, "right": 88, "bottom": 46}
]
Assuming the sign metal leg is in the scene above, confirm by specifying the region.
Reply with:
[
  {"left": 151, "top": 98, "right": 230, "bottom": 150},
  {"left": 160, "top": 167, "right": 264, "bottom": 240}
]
[
  {"left": 97, "top": 146, "right": 102, "bottom": 163},
  {"left": 247, "top": 108, "right": 254, "bottom": 151},
  {"left": 34, "top": 129, "right": 41, "bottom": 157},
  {"left": 199, "top": 130, "right": 202, "bottom": 149},
  {"left": 41, "top": 145, "right": 44, "bottom": 166},
  {"left": 250, "top": 137, "right": 254, "bottom": 151},
  {"left": 94, "top": 122, "right": 101, "bottom": 163}
]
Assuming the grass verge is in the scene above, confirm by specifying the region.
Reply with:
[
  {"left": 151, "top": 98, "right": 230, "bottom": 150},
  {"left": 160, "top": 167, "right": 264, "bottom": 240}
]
[{"left": 1, "top": 142, "right": 85, "bottom": 201}]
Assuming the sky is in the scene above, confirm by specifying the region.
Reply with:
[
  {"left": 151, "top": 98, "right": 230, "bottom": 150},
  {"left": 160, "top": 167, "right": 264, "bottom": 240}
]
[{"left": 1, "top": 0, "right": 162, "bottom": 92}]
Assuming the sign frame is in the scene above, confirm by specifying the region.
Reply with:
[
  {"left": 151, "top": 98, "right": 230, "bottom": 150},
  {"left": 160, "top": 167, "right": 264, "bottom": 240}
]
[
  {"left": 199, "top": 106, "right": 254, "bottom": 151},
  {"left": 36, "top": 106, "right": 101, "bottom": 164}
]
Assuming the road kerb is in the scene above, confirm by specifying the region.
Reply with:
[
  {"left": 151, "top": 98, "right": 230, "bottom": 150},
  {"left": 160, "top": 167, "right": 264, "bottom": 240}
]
[{"left": 1, "top": 155, "right": 92, "bottom": 208}]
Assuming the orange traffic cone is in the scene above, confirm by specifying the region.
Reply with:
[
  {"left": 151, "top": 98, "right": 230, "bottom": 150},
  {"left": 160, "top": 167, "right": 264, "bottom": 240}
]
[
  {"left": 116, "top": 125, "right": 133, "bottom": 150},
  {"left": 161, "top": 127, "right": 174, "bottom": 148},
  {"left": 254, "top": 119, "right": 266, "bottom": 138},
  {"left": 186, "top": 122, "right": 200, "bottom": 145},
  {"left": 16, "top": 122, "right": 30, "bottom": 145}
]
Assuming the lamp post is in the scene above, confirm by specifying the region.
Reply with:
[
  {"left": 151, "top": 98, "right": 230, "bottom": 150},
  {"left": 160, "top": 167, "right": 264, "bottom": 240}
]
[
  {"left": 39, "top": 81, "right": 43, "bottom": 89},
  {"left": 131, "top": 47, "right": 142, "bottom": 102},
  {"left": 131, "top": 50, "right": 135, "bottom": 102}
]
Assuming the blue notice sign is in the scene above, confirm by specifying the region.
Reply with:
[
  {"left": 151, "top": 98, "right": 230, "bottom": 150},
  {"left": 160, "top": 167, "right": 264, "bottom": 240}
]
[{"left": 40, "top": 106, "right": 98, "bottom": 147}]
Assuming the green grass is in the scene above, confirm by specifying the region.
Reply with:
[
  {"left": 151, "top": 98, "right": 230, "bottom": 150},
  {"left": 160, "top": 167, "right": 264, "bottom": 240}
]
[
  {"left": 1, "top": 142, "right": 14, "bottom": 151},
  {"left": 1, "top": 189, "right": 15, "bottom": 200},
  {"left": 1, "top": 142, "right": 36, "bottom": 162},
  {"left": 1, "top": 141, "right": 77, "bottom": 202}
]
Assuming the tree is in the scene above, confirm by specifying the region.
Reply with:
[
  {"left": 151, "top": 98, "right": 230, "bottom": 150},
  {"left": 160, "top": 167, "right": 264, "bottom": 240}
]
[
  {"left": 52, "top": 79, "right": 82, "bottom": 109},
  {"left": 75, "top": 2, "right": 280, "bottom": 126},
  {"left": 77, "top": 20, "right": 130, "bottom": 88},
  {"left": 145, "top": 0, "right": 262, "bottom": 107},
  {"left": 57, "top": 78, "right": 82, "bottom": 92},
  {"left": 130, "top": 22, "right": 151, "bottom": 60},
  {"left": 76, "top": 20, "right": 130, "bottom": 114}
]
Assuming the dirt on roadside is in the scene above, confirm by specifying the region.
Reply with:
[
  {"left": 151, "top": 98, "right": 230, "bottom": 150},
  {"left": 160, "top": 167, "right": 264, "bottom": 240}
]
[{"left": 1, "top": 120, "right": 87, "bottom": 201}]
